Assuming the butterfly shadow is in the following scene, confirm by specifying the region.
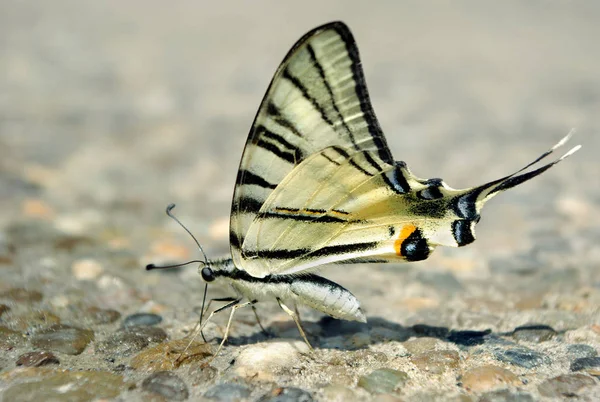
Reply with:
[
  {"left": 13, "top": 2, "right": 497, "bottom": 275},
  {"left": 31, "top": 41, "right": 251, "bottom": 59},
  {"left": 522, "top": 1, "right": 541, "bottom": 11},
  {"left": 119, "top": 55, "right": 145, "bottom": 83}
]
[{"left": 218, "top": 314, "right": 494, "bottom": 352}]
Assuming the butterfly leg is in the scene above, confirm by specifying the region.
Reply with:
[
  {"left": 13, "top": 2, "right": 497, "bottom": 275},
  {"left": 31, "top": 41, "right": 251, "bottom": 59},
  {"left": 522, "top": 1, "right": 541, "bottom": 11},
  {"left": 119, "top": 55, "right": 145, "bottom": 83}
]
[
  {"left": 251, "top": 303, "right": 270, "bottom": 336},
  {"left": 210, "top": 300, "right": 254, "bottom": 360},
  {"left": 175, "top": 298, "right": 241, "bottom": 366},
  {"left": 192, "top": 297, "right": 239, "bottom": 342},
  {"left": 277, "top": 298, "right": 314, "bottom": 351}
]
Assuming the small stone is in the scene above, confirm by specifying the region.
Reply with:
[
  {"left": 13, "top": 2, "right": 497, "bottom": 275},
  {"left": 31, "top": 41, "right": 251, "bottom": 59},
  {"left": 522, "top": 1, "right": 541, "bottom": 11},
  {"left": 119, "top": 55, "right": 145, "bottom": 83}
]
[
  {"left": 538, "top": 373, "right": 598, "bottom": 398},
  {"left": 411, "top": 392, "right": 471, "bottom": 402},
  {"left": 478, "top": 389, "right": 534, "bottom": 402},
  {"left": 0, "top": 304, "right": 10, "bottom": 317},
  {"left": 142, "top": 371, "right": 189, "bottom": 401},
  {"left": 188, "top": 365, "right": 218, "bottom": 386},
  {"left": 9, "top": 310, "right": 61, "bottom": 332},
  {"left": 320, "top": 384, "right": 357, "bottom": 402},
  {"left": 403, "top": 337, "right": 443, "bottom": 354},
  {"left": 357, "top": 368, "right": 409, "bottom": 394},
  {"left": 122, "top": 312, "right": 163, "bottom": 327},
  {"left": 130, "top": 339, "right": 212, "bottom": 371},
  {"left": 30, "top": 324, "right": 94, "bottom": 355},
  {"left": 2, "top": 371, "right": 128, "bottom": 402},
  {"left": 570, "top": 357, "right": 600, "bottom": 375},
  {"left": 410, "top": 350, "right": 460, "bottom": 374},
  {"left": 80, "top": 306, "right": 121, "bottom": 325},
  {"left": 371, "top": 395, "right": 405, "bottom": 402},
  {"left": 493, "top": 347, "right": 548, "bottom": 368},
  {"left": 204, "top": 383, "right": 252, "bottom": 401},
  {"left": 234, "top": 340, "right": 310, "bottom": 381},
  {"left": 566, "top": 344, "right": 598, "bottom": 359},
  {"left": 0, "top": 326, "right": 26, "bottom": 349},
  {"left": 0, "top": 288, "right": 43, "bottom": 303},
  {"left": 96, "top": 325, "right": 168, "bottom": 357},
  {"left": 71, "top": 258, "right": 104, "bottom": 280},
  {"left": 511, "top": 324, "right": 556, "bottom": 343},
  {"left": 16, "top": 351, "right": 60, "bottom": 367},
  {"left": 257, "top": 387, "right": 314, "bottom": 402},
  {"left": 344, "top": 331, "right": 371, "bottom": 349},
  {"left": 460, "top": 365, "right": 521, "bottom": 392}
]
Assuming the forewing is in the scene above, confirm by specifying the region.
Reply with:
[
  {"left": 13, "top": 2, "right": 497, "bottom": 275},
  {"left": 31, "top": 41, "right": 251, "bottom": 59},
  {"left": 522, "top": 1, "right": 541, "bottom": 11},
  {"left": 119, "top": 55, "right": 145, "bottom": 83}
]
[{"left": 230, "top": 22, "right": 393, "bottom": 268}]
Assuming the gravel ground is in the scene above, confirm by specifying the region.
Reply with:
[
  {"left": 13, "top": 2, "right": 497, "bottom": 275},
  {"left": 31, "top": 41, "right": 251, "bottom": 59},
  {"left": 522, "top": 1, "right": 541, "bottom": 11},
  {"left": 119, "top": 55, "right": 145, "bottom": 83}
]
[{"left": 1, "top": 1, "right": 599, "bottom": 401}]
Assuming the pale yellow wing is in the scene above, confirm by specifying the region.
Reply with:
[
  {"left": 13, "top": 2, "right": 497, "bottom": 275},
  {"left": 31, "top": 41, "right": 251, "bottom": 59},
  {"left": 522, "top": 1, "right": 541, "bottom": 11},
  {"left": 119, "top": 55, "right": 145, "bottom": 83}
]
[{"left": 229, "top": 22, "right": 392, "bottom": 268}]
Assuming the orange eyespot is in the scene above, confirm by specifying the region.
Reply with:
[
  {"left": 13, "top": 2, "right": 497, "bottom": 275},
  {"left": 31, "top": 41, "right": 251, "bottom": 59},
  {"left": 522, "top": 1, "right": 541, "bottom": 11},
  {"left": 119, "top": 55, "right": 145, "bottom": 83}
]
[{"left": 394, "top": 224, "right": 417, "bottom": 256}]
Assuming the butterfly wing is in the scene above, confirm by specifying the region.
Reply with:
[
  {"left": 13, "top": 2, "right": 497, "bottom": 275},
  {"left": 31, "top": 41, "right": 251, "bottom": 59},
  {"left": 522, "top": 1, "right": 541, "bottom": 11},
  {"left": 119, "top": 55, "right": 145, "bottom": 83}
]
[
  {"left": 231, "top": 22, "right": 580, "bottom": 278},
  {"left": 239, "top": 135, "right": 579, "bottom": 277},
  {"left": 230, "top": 22, "right": 392, "bottom": 267}
]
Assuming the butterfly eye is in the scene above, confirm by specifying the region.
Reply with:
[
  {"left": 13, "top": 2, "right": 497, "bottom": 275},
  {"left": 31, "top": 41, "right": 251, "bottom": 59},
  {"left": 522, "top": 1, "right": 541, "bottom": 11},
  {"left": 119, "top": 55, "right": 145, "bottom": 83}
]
[{"left": 201, "top": 267, "right": 216, "bottom": 282}]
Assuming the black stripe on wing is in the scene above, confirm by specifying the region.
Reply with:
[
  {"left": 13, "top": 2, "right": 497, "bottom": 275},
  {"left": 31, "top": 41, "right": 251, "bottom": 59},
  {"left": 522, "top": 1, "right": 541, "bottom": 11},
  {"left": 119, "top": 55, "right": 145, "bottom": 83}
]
[
  {"left": 237, "top": 169, "right": 277, "bottom": 190},
  {"left": 253, "top": 240, "right": 379, "bottom": 260},
  {"left": 330, "top": 22, "right": 393, "bottom": 165},
  {"left": 305, "top": 43, "right": 359, "bottom": 151},
  {"left": 282, "top": 68, "right": 335, "bottom": 129}
]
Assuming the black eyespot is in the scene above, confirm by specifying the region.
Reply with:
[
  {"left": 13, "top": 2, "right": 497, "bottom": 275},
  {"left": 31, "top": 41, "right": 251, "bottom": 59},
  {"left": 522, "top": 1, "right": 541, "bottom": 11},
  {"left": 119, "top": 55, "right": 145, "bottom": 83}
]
[
  {"left": 201, "top": 267, "right": 215, "bottom": 282},
  {"left": 418, "top": 178, "right": 444, "bottom": 200},
  {"left": 401, "top": 229, "right": 430, "bottom": 261}
]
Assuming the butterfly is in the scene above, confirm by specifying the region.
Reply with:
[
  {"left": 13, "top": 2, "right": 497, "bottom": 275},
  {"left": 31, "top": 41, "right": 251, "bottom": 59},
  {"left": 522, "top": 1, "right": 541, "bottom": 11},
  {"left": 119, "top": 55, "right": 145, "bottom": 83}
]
[{"left": 148, "top": 21, "right": 579, "bottom": 360}]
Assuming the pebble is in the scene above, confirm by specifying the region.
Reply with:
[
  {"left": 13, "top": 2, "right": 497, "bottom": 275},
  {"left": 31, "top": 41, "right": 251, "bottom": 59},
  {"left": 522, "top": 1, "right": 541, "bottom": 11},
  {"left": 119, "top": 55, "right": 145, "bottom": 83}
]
[
  {"left": 570, "top": 357, "right": 600, "bottom": 375},
  {"left": 30, "top": 324, "right": 94, "bottom": 355},
  {"left": 0, "top": 326, "right": 26, "bottom": 349},
  {"left": 79, "top": 306, "right": 121, "bottom": 325},
  {"left": 410, "top": 392, "right": 471, "bottom": 402},
  {"left": 460, "top": 365, "right": 521, "bottom": 392},
  {"left": 357, "top": 368, "right": 408, "bottom": 394},
  {"left": 16, "top": 351, "right": 60, "bottom": 367},
  {"left": 403, "top": 337, "right": 444, "bottom": 354},
  {"left": 8, "top": 310, "right": 61, "bottom": 332},
  {"left": 538, "top": 373, "right": 598, "bottom": 398},
  {"left": 130, "top": 339, "right": 212, "bottom": 371},
  {"left": 122, "top": 312, "right": 163, "bottom": 327},
  {"left": 142, "top": 371, "right": 189, "bottom": 401},
  {"left": 0, "top": 288, "right": 43, "bottom": 303},
  {"left": 204, "top": 383, "right": 252, "bottom": 401},
  {"left": 566, "top": 344, "right": 598, "bottom": 359},
  {"left": 320, "top": 384, "right": 357, "bottom": 402},
  {"left": 188, "top": 364, "right": 218, "bottom": 386},
  {"left": 478, "top": 389, "right": 534, "bottom": 402},
  {"left": 511, "top": 324, "right": 556, "bottom": 343},
  {"left": 96, "top": 325, "right": 168, "bottom": 357},
  {"left": 71, "top": 258, "right": 104, "bottom": 280},
  {"left": 0, "top": 303, "right": 9, "bottom": 317},
  {"left": 410, "top": 350, "right": 460, "bottom": 374},
  {"left": 257, "top": 387, "right": 314, "bottom": 402},
  {"left": 234, "top": 340, "right": 310, "bottom": 381},
  {"left": 2, "top": 371, "right": 128, "bottom": 401},
  {"left": 493, "top": 347, "right": 548, "bottom": 369}
]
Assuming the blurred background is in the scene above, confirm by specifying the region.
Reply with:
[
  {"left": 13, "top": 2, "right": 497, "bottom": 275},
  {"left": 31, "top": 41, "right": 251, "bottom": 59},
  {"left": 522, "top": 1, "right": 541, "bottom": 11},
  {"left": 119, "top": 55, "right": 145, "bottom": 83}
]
[{"left": 1, "top": 0, "right": 599, "bottom": 362}]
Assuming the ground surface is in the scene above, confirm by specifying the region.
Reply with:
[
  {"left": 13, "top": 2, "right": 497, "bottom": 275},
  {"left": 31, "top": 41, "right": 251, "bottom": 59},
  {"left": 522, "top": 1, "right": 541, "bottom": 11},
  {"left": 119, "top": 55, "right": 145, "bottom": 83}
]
[{"left": 1, "top": 1, "right": 600, "bottom": 401}]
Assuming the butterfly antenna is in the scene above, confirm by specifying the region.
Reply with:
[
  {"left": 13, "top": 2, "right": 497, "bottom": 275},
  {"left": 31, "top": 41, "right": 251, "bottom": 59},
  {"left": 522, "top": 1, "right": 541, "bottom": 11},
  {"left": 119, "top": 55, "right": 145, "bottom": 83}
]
[
  {"left": 165, "top": 203, "right": 209, "bottom": 264},
  {"left": 146, "top": 260, "right": 206, "bottom": 271},
  {"left": 145, "top": 204, "right": 211, "bottom": 343}
]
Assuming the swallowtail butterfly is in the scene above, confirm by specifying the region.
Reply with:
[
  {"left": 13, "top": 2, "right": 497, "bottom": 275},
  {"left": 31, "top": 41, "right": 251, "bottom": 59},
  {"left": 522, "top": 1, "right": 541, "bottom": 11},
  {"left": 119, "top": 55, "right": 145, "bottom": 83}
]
[{"left": 148, "top": 21, "right": 579, "bottom": 358}]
